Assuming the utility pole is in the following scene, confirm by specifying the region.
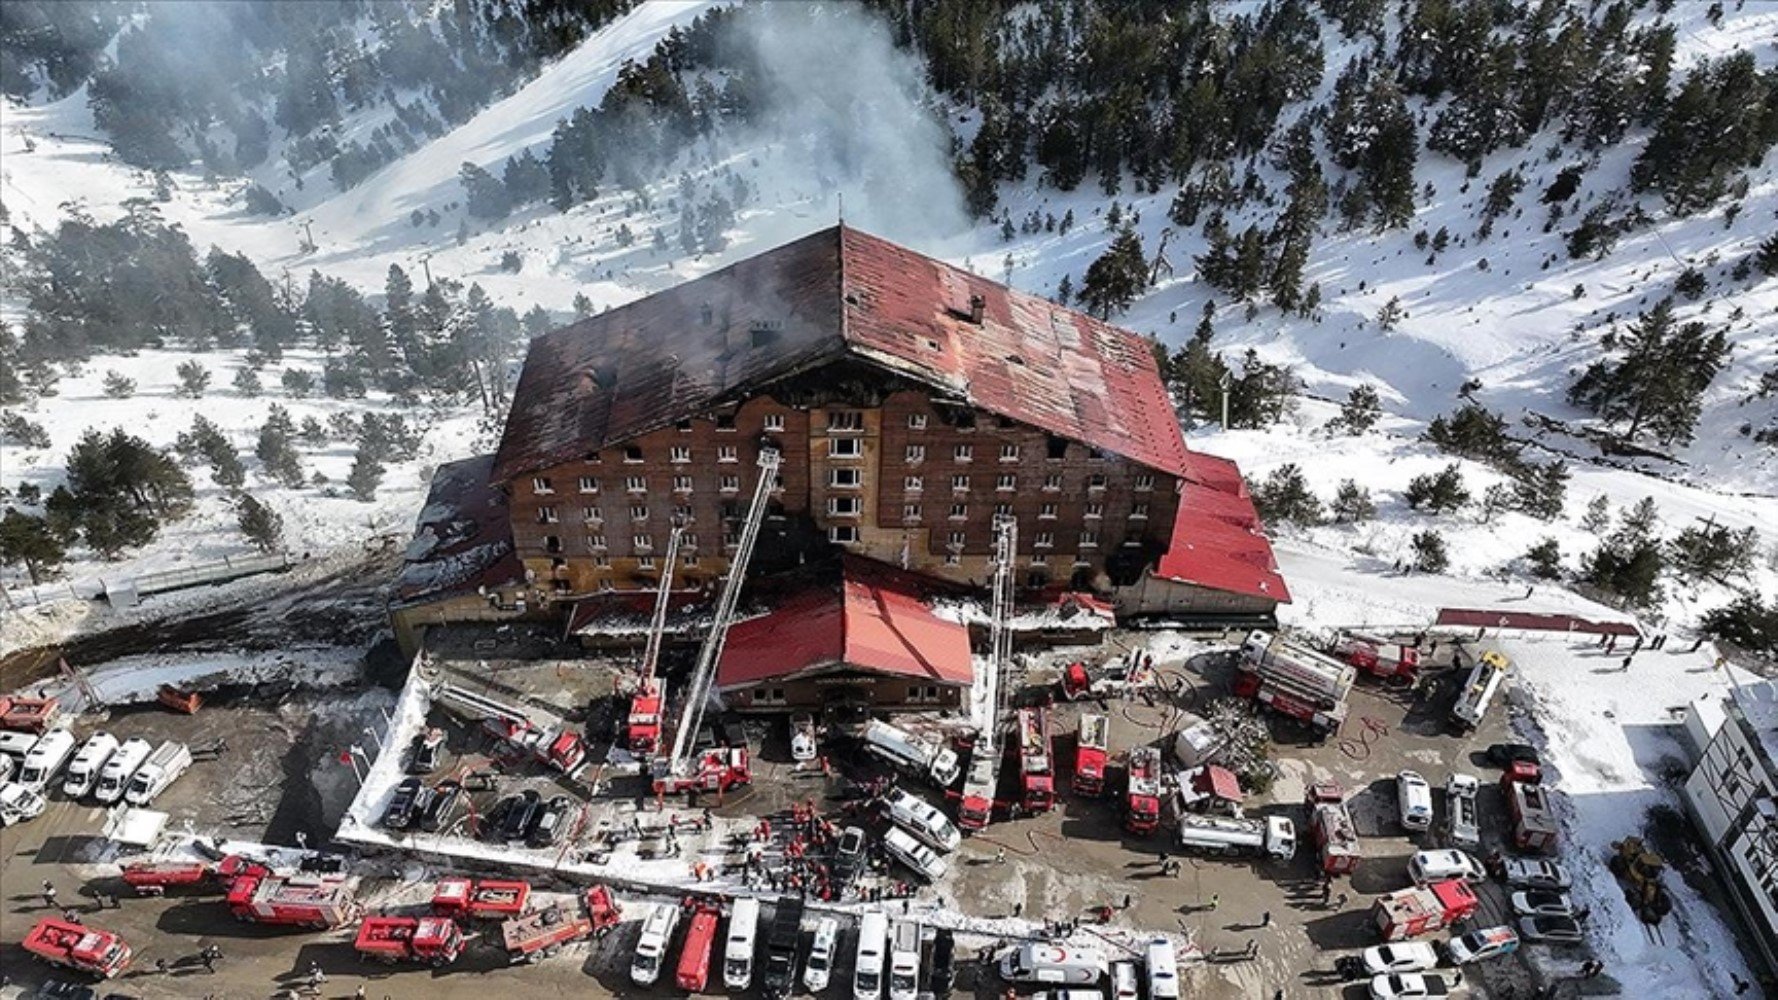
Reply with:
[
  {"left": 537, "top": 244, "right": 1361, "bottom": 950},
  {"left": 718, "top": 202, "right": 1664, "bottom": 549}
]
[
  {"left": 1218, "top": 369, "right": 1232, "bottom": 429},
  {"left": 420, "top": 254, "right": 433, "bottom": 288}
]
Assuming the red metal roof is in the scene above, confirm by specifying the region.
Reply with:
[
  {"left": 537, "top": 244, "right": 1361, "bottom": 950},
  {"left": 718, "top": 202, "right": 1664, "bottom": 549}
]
[
  {"left": 492, "top": 225, "right": 1190, "bottom": 483},
  {"left": 716, "top": 557, "right": 973, "bottom": 689},
  {"left": 1434, "top": 608, "right": 1638, "bottom": 636},
  {"left": 1154, "top": 453, "right": 1290, "bottom": 603}
]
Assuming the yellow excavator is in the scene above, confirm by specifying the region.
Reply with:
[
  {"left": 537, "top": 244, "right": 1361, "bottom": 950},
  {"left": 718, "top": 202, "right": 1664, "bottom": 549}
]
[{"left": 1608, "top": 836, "right": 1674, "bottom": 924}]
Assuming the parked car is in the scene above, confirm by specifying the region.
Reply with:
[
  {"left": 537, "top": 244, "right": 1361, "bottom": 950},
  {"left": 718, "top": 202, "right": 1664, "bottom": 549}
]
[
  {"left": 1408, "top": 849, "right": 1485, "bottom": 885},
  {"left": 501, "top": 790, "right": 542, "bottom": 841},
  {"left": 408, "top": 728, "right": 446, "bottom": 774},
  {"left": 1369, "top": 972, "right": 1462, "bottom": 999},
  {"left": 382, "top": 777, "right": 423, "bottom": 830},
  {"left": 1509, "top": 890, "right": 1575, "bottom": 918},
  {"left": 1485, "top": 743, "right": 1540, "bottom": 768},
  {"left": 1358, "top": 942, "right": 1440, "bottom": 975},
  {"left": 531, "top": 795, "right": 572, "bottom": 847},
  {"left": 0, "top": 782, "right": 48, "bottom": 825},
  {"left": 881, "top": 826, "right": 947, "bottom": 881},
  {"left": 929, "top": 927, "right": 956, "bottom": 997},
  {"left": 790, "top": 713, "right": 818, "bottom": 763},
  {"left": 833, "top": 826, "right": 868, "bottom": 885},
  {"left": 804, "top": 916, "right": 839, "bottom": 993},
  {"left": 1492, "top": 856, "right": 1572, "bottom": 891},
  {"left": 1397, "top": 771, "right": 1433, "bottom": 831},
  {"left": 419, "top": 780, "right": 461, "bottom": 833},
  {"left": 1441, "top": 925, "right": 1519, "bottom": 965},
  {"left": 1518, "top": 915, "right": 1585, "bottom": 944}
]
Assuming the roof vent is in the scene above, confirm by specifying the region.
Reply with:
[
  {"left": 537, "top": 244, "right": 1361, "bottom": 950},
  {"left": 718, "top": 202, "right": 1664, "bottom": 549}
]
[
  {"left": 749, "top": 320, "right": 783, "bottom": 349},
  {"left": 1006, "top": 354, "right": 1025, "bottom": 367},
  {"left": 967, "top": 294, "right": 986, "bottom": 325},
  {"left": 580, "top": 366, "right": 616, "bottom": 392}
]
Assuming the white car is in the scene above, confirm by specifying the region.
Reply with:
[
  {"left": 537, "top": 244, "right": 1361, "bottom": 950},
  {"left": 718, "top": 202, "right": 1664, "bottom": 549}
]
[
  {"left": 1509, "top": 890, "right": 1575, "bottom": 918},
  {"left": 791, "top": 713, "right": 818, "bottom": 763},
  {"left": 1369, "top": 971, "right": 1463, "bottom": 998},
  {"left": 1495, "top": 857, "right": 1572, "bottom": 891},
  {"left": 630, "top": 902, "right": 680, "bottom": 986},
  {"left": 1408, "top": 849, "right": 1485, "bottom": 885},
  {"left": 882, "top": 826, "right": 948, "bottom": 881},
  {"left": 805, "top": 916, "right": 839, "bottom": 992},
  {"left": 0, "top": 782, "right": 48, "bottom": 826},
  {"left": 1359, "top": 942, "right": 1440, "bottom": 975},
  {"left": 1518, "top": 915, "right": 1585, "bottom": 945},
  {"left": 1397, "top": 771, "right": 1433, "bottom": 831},
  {"left": 1442, "top": 926, "right": 1519, "bottom": 965}
]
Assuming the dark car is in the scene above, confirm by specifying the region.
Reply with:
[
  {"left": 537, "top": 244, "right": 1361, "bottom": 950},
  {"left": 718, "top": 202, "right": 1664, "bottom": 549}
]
[
  {"left": 298, "top": 853, "right": 347, "bottom": 875},
  {"left": 1486, "top": 743, "right": 1540, "bottom": 768},
  {"left": 382, "top": 777, "right": 423, "bottom": 829},
  {"left": 1518, "top": 915, "right": 1585, "bottom": 944},
  {"left": 929, "top": 927, "right": 956, "bottom": 997},
  {"left": 408, "top": 728, "right": 446, "bottom": 774},
  {"left": 420, "top": 780, "right": 462, "bottom": 833},
  {"left": 531, "top": 795, "right": 572, "bottom": 847},
  {"left": 833, "top": 826, "right": 867, "bottom": 885},
  {"left": 501, "top": 789, "right": 542, "bottom": 841},
  {"left": 39, "top": 983, "right": 97, "bottom": 1000}
]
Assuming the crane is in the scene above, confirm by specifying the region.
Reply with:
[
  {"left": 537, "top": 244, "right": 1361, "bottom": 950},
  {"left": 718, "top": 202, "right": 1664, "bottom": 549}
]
[
  {"left": 624, "top": 522, "right": 686, "bottom": 754},
  {"left": 653, "top": 447, "right": 781, "bottom": 795},
  {"left": 958, "top": 514, "right": 1017, "bottom": 830}
]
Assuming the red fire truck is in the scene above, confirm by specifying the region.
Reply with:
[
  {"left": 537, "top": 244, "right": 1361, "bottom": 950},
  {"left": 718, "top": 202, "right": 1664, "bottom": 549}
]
[
  {"left": 1504, "top": 771, "right": 1558, "bottom": 852},
  {"left": 21, "top": 918, "right": 133, "bottom": 978},
  {"left": 0, "top": 694, "right": 61, "bottom": 733},
  {"left": 1234, "top": 630, "right": 1356, "bottom": 736},
  {"left": 1333, "top": 633, "right": 1421, "bottom": 681},
  {"left": 355, "top": 916, "right": 466, "bottom": 966},
  {"left": 502, "top": 901, "right": 594, "bottom": 963},
  {"left": 627, "top": 679, "right": 665, "bottom": 754},
  {"left": 1307, "top": 782, "right": 1361, "bottom": 875},
  {"left": 1016, "top": 708, "right": 1055, "bottom": 814},
  {"left": 585, "top": 885, "right": 623, "bottom": 937},
  {"left": 652, "top": 747, "right": 751, "bottom": 798},
  {"left": 431, "top": 877, "right": 532, "bottom": 920},
  {"left": 122, "top": 854, "right": 268, "bottom": 896},
  {"left": 1073, "top": 713, "right": 1110, "bottom": 797},
  {"left": 226, "top": 873, "right": 359, "bottom": 929},
  {"left": 1371, "top": 879, "right": 1478, "bottom": 941},
  {"left": 1123, "top": 745, "right": 1164, "bottom": 835},
  {"left": 676, "top": 899, "right": 722, "bottom": 992}
]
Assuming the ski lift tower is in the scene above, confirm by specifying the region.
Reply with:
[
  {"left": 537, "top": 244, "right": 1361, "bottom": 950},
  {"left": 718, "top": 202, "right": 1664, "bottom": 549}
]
[{"left": 958, "top": 515, "right": 1017, "bottom": 831}]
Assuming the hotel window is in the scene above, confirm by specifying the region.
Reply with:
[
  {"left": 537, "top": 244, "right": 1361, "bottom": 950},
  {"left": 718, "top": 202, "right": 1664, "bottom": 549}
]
[
  {"left": 625, "top": 475, "right": 647, "bottom": 493},
  {"left": 830, "top": 438, "right": 862, "bottom": 458},
  {"left": 673, "top": 504, "right": 695, "bottom": 523},
  {"left": 1085, "top": 502, "right": 1104, "bottom": 520},
  {"left": 1131, "top": 503, "right": 1149, "bottom": 520},
  {"left": 630, "top": 504, "right": 648, "bottom": 521},
  {"left": 633, "top": 534, "right": 654, "bottom": 551},
  {"left": 949, "top": 503, "right": 968, "bottom": 520},
  {"left": 670, "top": 446, "right": 692, "bottom": 463},
  {"left": 829, "top": 525, "right": 859, "bottom": 543},
  {"left": 718, "top": 445, "right": 738, "bottom": 463},
  {"left": 1088, "top": 473, "right": 1107, "bottom": 490},
  {"left": 537, "top": 505, "right": 559, "bottom": 524},
  {"left": 945, "top": 553, "right": 962, "bottom": 565},
  {"left": 672, "top": 475, "right": 693, "bottom": 493},
  {"left": 1046, "top": 436, "right": 1068, "bottom": 460},
  {"left": 1034, "top": 532, "right": 1055, "bottom": 548},
  {"left": 585, "top": 451, "right": 602, "bottom": 464},
  {"left": 828, "top": 410, "right": 863, "bottom": 432},
  {"left": 1135, "top": 473, "right": 1155, "bottom": 491},
  {"left": 1073, "top": 553, "right": 1091, "bottom": 566},
  {"left": 903, "top": 503, "right": 922, "bottom": 521},
  {"left": 577, "top": 476, "right": 599, "bottom": 494},
  {"left": 756, "top": 686, "right": 788, "bottom": 705},
  {"left": 763, "top": 413, "right": 785, "bottom": 432},
  {"left": 683, "top": 553, "right": 700, "bottom": 568},
  {"left": 906, "top": 444, "right": 926, "bottom": 463},
  {"left": 954, "top": 443, "right": 973, "bottom": 462},
  {"left": 594, "top": 554, "right": 610, "bottom": 568},
  {"left": 598, "top": 578, "right": 615, "bottom": 592},
  {"left": 682, "top": 533, "right": 698, "bottom": 549},
  {"left": 1031, "top": 553, "right": 1049, "bottom": 565},
  {"left": 675, "top": 418, "right": 693, "bottom": 432},
  {"left": 907, "top": 413, "right": 928, "bottom": 430},
  {"left": 624, "top": 446, "right": 643, "bottom": 463},
  {"left": 1080, "top": 530, "right": 1099, "bottom": 548},
  {"left": 1039, "top": 503, "right": 1057, "bottom": 519},
  {"left": 542, "top": 535, "right": 561, "bottom": 553},
  {"left": 720, "top": 474, "right": 740, "bottom": 493},
  {"left": 951, "top": 474, "right": 970, "bottom": 492},
  {"left": 996, "top": 473, "right": 1016, "bottom": 491},
  {"left": 831, "top": 468, "right": 862, "bottom": 488},
  {"left": 999, "top": 443, "right": 1020, "bottom": 462},
  {"left": 715, "top": 413, "right": 736, "bottom": 432},
  {"left": 638, "top": 556, "right": 656, "bottom": 570},
  {"left": 586, "top": 534, "right": 607, "bottom": 551},
  {"left": 904, "top": 475, "right": 923, "bottom": 493},
  {"left": 947, "top": 530, "right": 966, "bottom": 548},
  {"left": 1043, "top": 473, "right": 1064, "bottom": 491},
  {"left": 582, "top": 506, "right": 603, "bottom": 523},
  {"left": 531, "top": 476, "right": 553, "bottom": 494},
  {"left": 995, "top": 503, "right": 1013, "bottom": 518},
  {"left": 828, "top": 496, "right": 861, "bottom": 517}
]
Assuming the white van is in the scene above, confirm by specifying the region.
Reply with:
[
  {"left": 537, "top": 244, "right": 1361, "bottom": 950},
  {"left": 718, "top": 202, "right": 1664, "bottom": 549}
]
[
  {"left": 1144, "top": 938, "right": 1179, "bottom": 1000},
  {"left": 1396, "top": 771, "right": 1433, "bottom": 831},
  {"left": 1408, "top": 849, "right": 1484, "bottom": 885},
  {"left": 124, "top": 741, "right": 192, "bottom": 806},
  {"left": 854, "top": 911, "right": 889, "bottom": 1000},
  {"left": 63, "top": 732, "right": 120, "bottom": 798},
  {"left": 805, "top": 916, "right": 839, "bottom": 993},
  {"left": 17, "top": 728, "right": 76, "bottom": 791},
  {"left": 884, "top": 787, "right": 960, "bottom": 852},
  {"left": 882, "top": 827, "right": 948, "bottom": 881},
  {"left": 0, "top": 730, "right": 39, "bottom": 760},
  {"left": 888, "top": 920, "right": 921, "bottom": 1000},
  {"left": 0, "top": 753, "right": 14, "bottom": 785},
  {"left": 631, "top": 902, "right": 681, "bottom": 986},
  {"left": 998, "top": 943, "right": 1109, "bottom": 985},
  {"left": 1110, "top": 961, "right": 1139, "bottom": 1000},
  {"left": 863, "top": 720, "right": 960, "bottom": 787},
  {"left": 724, "top": 897, "right": 761, "bottom": 990},
  {"left": 94, "top": 737, "right": 152, "bottom": 804}
]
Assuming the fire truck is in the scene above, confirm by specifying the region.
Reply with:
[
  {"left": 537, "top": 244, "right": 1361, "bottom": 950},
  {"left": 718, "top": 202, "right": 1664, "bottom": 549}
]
[
  {"left": 21, "top": 918, "right": 133, "bottom": 978},
  {"left": 1073, "top": 713, "right": 1110, "bottom": 797},
  {"left": 0, "top": 694, "right": 61, "bottom": 732},
  {"left": 225, "top": 872, "right": 359, "bottom": 929},
  {"left": 1371, "top": 880, "right": 1478, "bottom": 941},
  {"left": 676, "top": 899, "right": 723, "bottom": 992},
  {"left": 121, "top": 853, "right": 267, "bottom": 896},
  {"left": 1503, "top": 769, "right": 1558, "bottom": 852},
  {"left": 626, "top": 525, "right": 687, "bottom": 755},
  {"left": 1016, "top": 708, "right": 1055, "bottom": 814},
  {"left": 434, "top": 683, "right": 587, "bottom": 779},
  {"left": 355, "top": 916, "right": 466, "bottom": 966},
  {"left": 431, "top": 877, "right": 531, "bottom": 920},
  {"left": 502, "top": 901, "right": 595, "bottom": 963},
  {"left": 1234, "top": 630, "right": 1356, "bottom": 736},
  {"left": 1306, "top": 782, "right": 1361, "bottom": 875},
  {"left": 1332, "top": 633, "right": 1420, "bottom": 681},
  {"left": 1122, "top": 745, "right": 1163, "bottom": 836}
]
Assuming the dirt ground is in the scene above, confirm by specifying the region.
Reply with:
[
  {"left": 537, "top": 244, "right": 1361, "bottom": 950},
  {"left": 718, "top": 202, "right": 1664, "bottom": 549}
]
[{"left": 1, "top": 631, "right": 1630, "bottom": 1000}]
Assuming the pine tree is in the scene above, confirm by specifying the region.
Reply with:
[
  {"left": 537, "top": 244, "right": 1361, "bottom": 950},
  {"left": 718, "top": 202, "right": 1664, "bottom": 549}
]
[
  {"left": 1405, "top": 464, "right": 1469, "bottom": 513},
  {"left": 459, "top": 162, "right": 511, "bottom": 220},
  {"left": 255, "top": 404, "right": 305, "bottom": 488},
  {"left": 1511, "top": 461, "right": 1570, "bottom": 521},
  {"left": 573, "top": 293, "right": 594, "bottom": 318},
  {"left": 281, "top": 369, "right": 316, "bottom": 398},
  {"left": 1568, "top": 299, "right": 1731, "bottom": 445},
  {"left": 1670, "top": 523, "right": 1757, "bottom": 583},
  {"left": 235, "top": 494, "right": 284, "bottom": 553},
  {"left": 1526, "top": 538, "right": 1562, "bottom": 580},
  {"left": 1078, "top": 225, "right": 1148, "bottom": 319},
  {"left": 1580, "top": 496, "right": 1612, "bottom": 534},
  {"left": 1330, "top": 480, "right": 1375, "bottom": 523},
  {"left": 102, "top": 370, "right": 136, "bottom": 398},
  {"left": 347, "top": 446, "right": 385, "bottom": 501},
  {"left": 1410, "top": 530, "right": 1449, "bottom": 573},
  {"left": 1754, "top": 233, "right": 1778, "bottom": 277},
  {"left": 1425, "top": 403, "right": 1520, "bottom": 467},
  {"left": 1226, "top": 350, "right": 1297, "bottom": 428},
  {"left": 1252, "top": 464, "right": 1323, "bottom": 528},
  {"left": 174, "top": 360, "right": 211, "bottom": 398},
  {"left": 1330, "top": 384, "right": 1382, "bottom": 435},
  {"left": 0, "top": 507, "right": 66, "bottom": 585},
  {"left": 232, "top": 366, "right": 263, "bottom": 397}
]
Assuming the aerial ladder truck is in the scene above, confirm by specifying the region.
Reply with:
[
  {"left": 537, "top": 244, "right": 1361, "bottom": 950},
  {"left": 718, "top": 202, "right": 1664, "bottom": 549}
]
[
  {"left": 625, "top": 523, "right": 687, "bottom": 755},
  {"left": 651, "top": 448, "right": 780, "bottom": 797},
  {"left": 958, "top": 516, "right": 1016, "bottom": 831}
]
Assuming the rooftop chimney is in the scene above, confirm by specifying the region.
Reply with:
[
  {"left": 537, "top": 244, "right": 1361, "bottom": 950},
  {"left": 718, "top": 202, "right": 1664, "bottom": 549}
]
[{"left": 967, "top": 294, "right": 986, "bottom": 325}]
